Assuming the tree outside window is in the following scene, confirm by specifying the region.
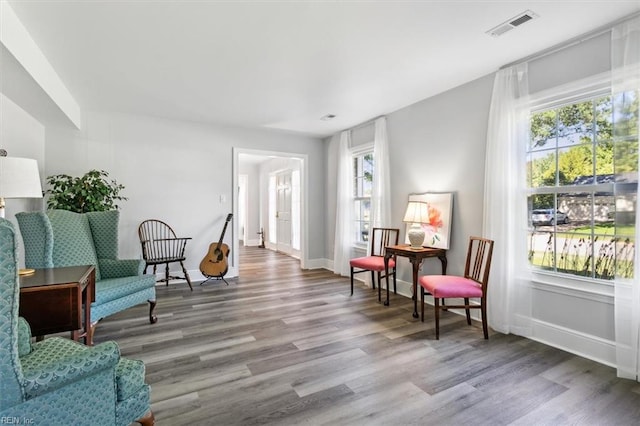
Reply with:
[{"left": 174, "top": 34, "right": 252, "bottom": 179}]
[{"left": 527, "top": 90, "right": 638, "bottom": 280}]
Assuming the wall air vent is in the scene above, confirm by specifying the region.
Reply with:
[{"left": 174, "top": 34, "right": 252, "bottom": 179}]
[{"left": 486, "top": 10, "right": 539, "bottom": 37}]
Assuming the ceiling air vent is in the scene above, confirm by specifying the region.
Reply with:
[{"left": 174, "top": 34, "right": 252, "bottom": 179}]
[{"left": 486, "top": 10, "right": 539, "bottom": 37}]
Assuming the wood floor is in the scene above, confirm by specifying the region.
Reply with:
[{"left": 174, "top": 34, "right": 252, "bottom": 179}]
[{"left": 95, "top": 246, "right": 640, "bottom": 425}]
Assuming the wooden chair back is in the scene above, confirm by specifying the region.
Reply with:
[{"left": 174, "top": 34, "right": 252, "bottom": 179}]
[
  {"left": 138, "top": 219, "right": 188, "bottom": 263},
  {"left": 370, "top": 228, "right": 400, "bottom": 257},
  {"left": 464, "top": 236, "right": 495, "bottom": 292}
]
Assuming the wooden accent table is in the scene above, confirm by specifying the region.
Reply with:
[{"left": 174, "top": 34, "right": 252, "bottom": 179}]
[
  {"left": 19, "top": 265, "right": 96, "bottom": 345},
  {"left": 384, "top": 244, "right": 447, "bottom": 318}
]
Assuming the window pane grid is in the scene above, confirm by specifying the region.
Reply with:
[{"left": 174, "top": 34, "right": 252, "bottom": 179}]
[
  {"left": 527, "top": 90, "right": 638, "bottom": 280},
  {"left": 353, "top": 151, "right": 373, "bottom": 244}
]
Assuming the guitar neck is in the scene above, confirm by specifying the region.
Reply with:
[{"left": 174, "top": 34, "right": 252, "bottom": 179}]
[
  {"left": 217, "top": 223, "right": 229, "bottom": 248},
  {"left": 216, "top": 214, "right": 233, "bottom": 249}
]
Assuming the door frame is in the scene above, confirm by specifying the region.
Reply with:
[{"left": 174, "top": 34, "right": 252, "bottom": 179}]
[
  {"left": 232, "top": 148, "right": 309, "bottom": 271},
  {"left": 238, "top": 173, "right": 248, "bottom": 244}
]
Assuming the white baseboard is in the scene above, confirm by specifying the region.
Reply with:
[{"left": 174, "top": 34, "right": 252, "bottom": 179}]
[
  {"left": 529, "top": 318, "right": 616, "bottom": 368},
  {"left": 306, "top": 258, "right": 332, "bottom": 270}
]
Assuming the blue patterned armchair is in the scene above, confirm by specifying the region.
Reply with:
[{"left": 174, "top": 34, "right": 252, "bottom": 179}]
[
  {"left": 0, "top": 218, "right": 154, "bottom": 425},
  {"left": 16, "top": 210, "right": 157, "bottom": 343}
]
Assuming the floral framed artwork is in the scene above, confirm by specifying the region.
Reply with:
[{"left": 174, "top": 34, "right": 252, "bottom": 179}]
[{"left": 404, "top": 192, "right": 454, "bottom": 249}]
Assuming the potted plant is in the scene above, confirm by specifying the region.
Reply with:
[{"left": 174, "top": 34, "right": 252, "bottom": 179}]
[{"left": 45, "top": 169, "right": 128, "bottom": 213}]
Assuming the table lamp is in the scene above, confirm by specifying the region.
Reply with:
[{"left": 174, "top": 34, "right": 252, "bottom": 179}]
[
  {"left": 403, "top": 201, "right": 429, "bottom": 249},
  {"left": 0, "top": 152, "right": 43, "bottom": 219},
  {"left": 0, "top": 152, "right": 43, "bottom": 275}
]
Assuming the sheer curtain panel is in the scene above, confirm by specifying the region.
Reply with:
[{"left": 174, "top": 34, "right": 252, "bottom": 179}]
[
  {"left": 483, "top": 63, "right": 532, "bottom": 336},
  {"left": 333, "top": 130, "right": 353, "bottom": 277},
  {"left": 612, "top": 15, "right": 640, "bottom": 381},
  {"left": 370, "top": 117, "right": 392, "bottom": 229}
]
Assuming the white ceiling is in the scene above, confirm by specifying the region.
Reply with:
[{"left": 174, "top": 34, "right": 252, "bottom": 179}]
[{"left": 5, "top": 1, "right": 640, "bottom": 138}]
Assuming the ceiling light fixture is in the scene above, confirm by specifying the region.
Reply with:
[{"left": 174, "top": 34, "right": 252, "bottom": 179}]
[
  {"left": 320, "top": 114, "right": 336, "bottom": 121},
  {"left": 486, "top": 10, "right": 539, "bottom": 37}
]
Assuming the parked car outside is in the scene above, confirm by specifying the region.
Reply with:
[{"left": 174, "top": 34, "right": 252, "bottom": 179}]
[{"left": 531, "top": 208, "right": 569, "bottom": 225}]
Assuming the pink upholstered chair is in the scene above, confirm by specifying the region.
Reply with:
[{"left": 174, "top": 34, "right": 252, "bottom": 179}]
[
  {"left": 419, "top": 236, "right": 494, "bottom": 339},
  {"left": 350, "top": 227, "right": 399, "bottom": 302}
]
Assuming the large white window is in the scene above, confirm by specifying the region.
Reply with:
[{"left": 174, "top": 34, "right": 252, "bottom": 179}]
[
  {"left": 352, "top": 148, "right": 373, "bottom": 246},
  {"left": 527, "top": 88, "right": 638, "bottom": 280}
]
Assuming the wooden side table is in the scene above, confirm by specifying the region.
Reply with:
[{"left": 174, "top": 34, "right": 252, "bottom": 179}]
[
  {"left": 19, "top": 265, "right": 96, "bottom": 345},
  {"left": 384, "top": 244, "right": 447, "bottom": 318}
]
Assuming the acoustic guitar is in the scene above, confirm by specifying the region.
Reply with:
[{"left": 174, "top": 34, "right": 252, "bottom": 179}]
[{"left": 199, "top": 213, "right": 233, "bottom": 278}]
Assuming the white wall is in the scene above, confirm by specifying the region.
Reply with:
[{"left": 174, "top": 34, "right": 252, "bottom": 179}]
[
  {"left": 44, "top": 111, "right": 325, "bottom": 279},
  {"left": 324, "top": 28, "right": 621, "bottom": 367}
]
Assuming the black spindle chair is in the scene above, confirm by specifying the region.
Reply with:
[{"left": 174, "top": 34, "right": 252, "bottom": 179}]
[{"left": 138, "top": 219, "right": 193, "bottom": 290}]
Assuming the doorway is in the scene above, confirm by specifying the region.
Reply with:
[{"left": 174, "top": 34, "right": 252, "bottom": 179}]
[{"left": 233, "top": 148, "right": 308, "bottom": 275}]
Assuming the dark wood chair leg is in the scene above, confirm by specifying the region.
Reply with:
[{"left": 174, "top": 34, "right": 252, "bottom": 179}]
[
  {"left": 434, "top": 298, "right": 440, "bottom": 340},
  {"left": 148, "top": 300, "right": 158, "bottom": 324},
  {"left": 180, "top": 261, "right": 193, "bottom": 291},
  {"left": 136, "top": 410, "right": 155, "bottom": 426},
  {"left": 420, "top": 287, "right": 424, "bottom": 322},
  {"left": 370, "top": 271, "right": 375, "bottom": 290},
  {"left": 164, "top": 263, "right": 170, "bottom": 286},
  {"left": 481, "top": 300, "right": 489, "bottom": 339},
  {"left": 350, "top": 267, "right": 354, "bottom": 295},
  {"left": 377, "top": 271, "right": 381, "bottom": 302},
  {"left": 464, "top": 297, "right": 472, "bottom": 325}
]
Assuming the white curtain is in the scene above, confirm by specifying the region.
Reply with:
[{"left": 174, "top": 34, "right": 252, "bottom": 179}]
[
  {"left": 612, "top": 15, "right": 640, "bottom": 380},
  {"left": 370, "top": 117, "right": 391, "bottom": 229},
  {"left": 482, "top": 63, "right": 532, "bottom": 336},
  {"left": 333, "top": 130, "right": 353, "bottom": 276}
]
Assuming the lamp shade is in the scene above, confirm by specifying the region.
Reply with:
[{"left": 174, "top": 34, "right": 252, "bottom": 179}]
[
  {"left": 403, "top": 201, "right": 429, "bottom": 224},
  {"left": 0, "top": 157, "right": 43, "bottom": 199}
]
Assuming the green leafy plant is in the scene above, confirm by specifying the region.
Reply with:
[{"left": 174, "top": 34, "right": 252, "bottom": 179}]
[{"left": 45, "top": 169, "right": 127, "bottom": 213}]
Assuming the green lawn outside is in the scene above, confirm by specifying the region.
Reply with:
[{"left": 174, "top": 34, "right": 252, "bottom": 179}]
[
  {"left": 562, "top": 223, "right": 635, "bottom": 238},
  {"left": 529, "top": 227, "right": 635, "bottom": 279}
]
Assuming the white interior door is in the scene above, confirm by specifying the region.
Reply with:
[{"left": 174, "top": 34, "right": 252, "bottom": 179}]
[{"left": 276, "top": 171, "right": 292, "bottom": 255}]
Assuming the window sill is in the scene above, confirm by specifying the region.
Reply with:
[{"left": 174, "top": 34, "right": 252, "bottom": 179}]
[{"left": 352, "top": 244, "right": 367, "bottom": 254}]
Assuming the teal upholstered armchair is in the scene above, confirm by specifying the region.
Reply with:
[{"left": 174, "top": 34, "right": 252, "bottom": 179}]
[
  {"left": 0, "top": 218, "right": 154, "bottom": 425},
  {"left": 16, "top": 210, "right": 157, "bottom": 343}
]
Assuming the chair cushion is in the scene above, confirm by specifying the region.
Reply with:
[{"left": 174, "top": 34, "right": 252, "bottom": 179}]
[
  {"left": 95, "top": 276, "right": 156, "bottom": 305},
  {"left": 350, "top": 256, "right": 395, "bottom": 271},
  {"left": 419, "top": 275, "right": 483, "bottom": 298},
  {"left": 115, "top": 357, "right": 146, "bottom": 401}
]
